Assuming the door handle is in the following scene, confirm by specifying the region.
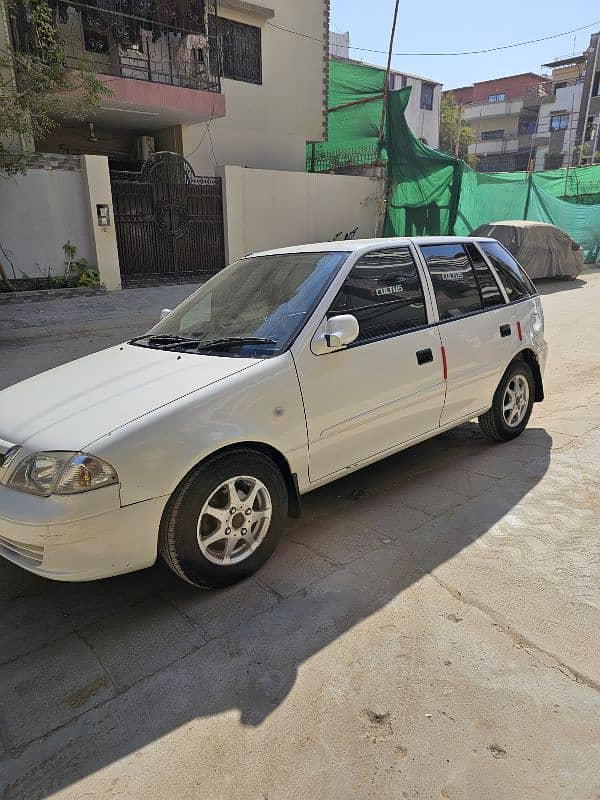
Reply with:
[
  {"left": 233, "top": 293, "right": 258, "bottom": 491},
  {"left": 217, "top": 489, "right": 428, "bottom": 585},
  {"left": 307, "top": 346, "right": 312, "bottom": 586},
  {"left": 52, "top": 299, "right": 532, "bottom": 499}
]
[
  {"left": 416, "top": 348, "right": 434, "bottom": 365},
  {"left": 500, "top": 324, "right": 512, "bottom": 338}
]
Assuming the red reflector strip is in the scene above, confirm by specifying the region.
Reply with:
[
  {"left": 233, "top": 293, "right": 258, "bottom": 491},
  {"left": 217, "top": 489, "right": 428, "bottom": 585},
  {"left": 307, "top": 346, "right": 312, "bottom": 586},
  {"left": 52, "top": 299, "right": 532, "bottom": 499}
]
[
  {"left": 441, "top": 345, "right": 448, "bottom": 380},
  {"left": 517, "top": 321, "right": 523, "bottom": 341}
]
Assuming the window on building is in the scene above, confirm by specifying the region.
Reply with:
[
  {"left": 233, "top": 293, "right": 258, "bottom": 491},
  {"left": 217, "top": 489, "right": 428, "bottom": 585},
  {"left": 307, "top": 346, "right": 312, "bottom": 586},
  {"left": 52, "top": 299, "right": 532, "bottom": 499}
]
[
  {"left": 329, "top": 248, "right": 427, "bottom": 344},
  {"left": 479, "top": 242, "right": 536, "bottom": 302},
  {"left": 209, "top": 17, "right": 262, "bottom": 84},
  {"left": 464, "top": 243, "right": 505, "bottom": 308},
  {"left": 593, "top": 71, "right": 600, "bottom": 97},
  {"left": 419, "top": 244, "right": 482, "bottom": 321},
  {"left": 420, "top": 84, "right": 434, "bottom": 111},
  {"left": 488, "top": 92, "right": 507, "bottom": 103},
  {"left": 481, "top": 129, "right": 505, "bottom": 141},
  {"left": 544, "top": 153, "right": 565, "bottom": 169},
  {"left": 550, "top": 113, "right": 569, "bottom": 131}
]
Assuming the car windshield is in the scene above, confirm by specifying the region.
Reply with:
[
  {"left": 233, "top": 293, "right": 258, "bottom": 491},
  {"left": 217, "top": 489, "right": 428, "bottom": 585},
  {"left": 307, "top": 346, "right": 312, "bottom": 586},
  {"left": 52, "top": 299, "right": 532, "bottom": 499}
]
[{"left": 142, "top": 251, "right": 349, "bottom": 357}]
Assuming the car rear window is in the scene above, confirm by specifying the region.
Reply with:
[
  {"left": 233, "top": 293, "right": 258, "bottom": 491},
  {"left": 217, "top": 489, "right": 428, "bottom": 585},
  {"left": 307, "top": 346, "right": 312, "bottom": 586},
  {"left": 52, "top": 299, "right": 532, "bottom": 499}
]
[
  {"left": 479, "top": 241, "right": 536, "bottom": 302},
  {"left": 464, "top": 243, "right": 505, "bottom": 309},
  {"left": 419, "top": 243, "right": 482, "bottom": 321}
]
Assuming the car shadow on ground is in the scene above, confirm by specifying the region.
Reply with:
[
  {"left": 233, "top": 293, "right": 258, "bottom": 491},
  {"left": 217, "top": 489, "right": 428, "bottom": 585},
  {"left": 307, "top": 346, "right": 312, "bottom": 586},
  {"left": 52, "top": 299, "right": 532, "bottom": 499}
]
[
  {"left": 535, "top": 277, "right": 588, "bottom": 295},
  {"left": 0, "top": 424, "right": 552, "bottom": 799}
]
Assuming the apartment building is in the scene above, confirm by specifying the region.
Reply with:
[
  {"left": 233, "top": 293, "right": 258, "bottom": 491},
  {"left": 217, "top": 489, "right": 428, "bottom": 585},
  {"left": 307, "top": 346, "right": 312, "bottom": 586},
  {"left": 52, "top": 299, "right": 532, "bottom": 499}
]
[
  {"left": 449, "top": 31, "right": 600, "bottom": 172},
  {"left": 450, "top": 73, "right": 551, "bottom": 172}
]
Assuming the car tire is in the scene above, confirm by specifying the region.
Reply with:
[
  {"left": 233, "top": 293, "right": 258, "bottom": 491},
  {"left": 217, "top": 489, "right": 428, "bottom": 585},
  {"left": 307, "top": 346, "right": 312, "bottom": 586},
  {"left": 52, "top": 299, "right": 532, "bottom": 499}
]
[
  {"left": 158, "top": 449, "right": 288, "bottom": 588},
  {"left": 478, "top": 360, "right": 535, "bottom": 442}
]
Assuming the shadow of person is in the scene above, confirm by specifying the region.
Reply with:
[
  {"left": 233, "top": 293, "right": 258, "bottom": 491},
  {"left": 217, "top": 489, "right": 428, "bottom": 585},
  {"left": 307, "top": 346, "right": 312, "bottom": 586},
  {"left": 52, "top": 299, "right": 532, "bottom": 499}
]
[{"left": 0, "top": 424, "right": 552, "bottom": 797}]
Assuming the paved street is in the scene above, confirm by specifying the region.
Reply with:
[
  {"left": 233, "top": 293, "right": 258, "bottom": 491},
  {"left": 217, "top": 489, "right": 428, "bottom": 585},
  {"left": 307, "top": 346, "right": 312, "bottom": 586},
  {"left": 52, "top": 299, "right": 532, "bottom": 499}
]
[{"left": 1, "top": 274, "right": 600, "bottom": 799}]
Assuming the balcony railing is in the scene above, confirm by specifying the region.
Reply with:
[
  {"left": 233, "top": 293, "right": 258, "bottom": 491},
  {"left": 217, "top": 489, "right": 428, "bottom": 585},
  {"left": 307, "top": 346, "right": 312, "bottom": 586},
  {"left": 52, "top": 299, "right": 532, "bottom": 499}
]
[{"left": 9, "top": 0, "right": 222, "bottom": 93}]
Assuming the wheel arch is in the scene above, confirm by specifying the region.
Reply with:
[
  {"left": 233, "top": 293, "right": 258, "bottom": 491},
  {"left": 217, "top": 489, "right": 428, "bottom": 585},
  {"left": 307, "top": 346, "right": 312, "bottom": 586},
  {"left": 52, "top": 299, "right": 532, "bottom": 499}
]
[
  {"left": 512, "top": 348, "right": 544, "bottom": 402},
  {"left": 171, "top": 441, "right": 301, "bottom": 520}
]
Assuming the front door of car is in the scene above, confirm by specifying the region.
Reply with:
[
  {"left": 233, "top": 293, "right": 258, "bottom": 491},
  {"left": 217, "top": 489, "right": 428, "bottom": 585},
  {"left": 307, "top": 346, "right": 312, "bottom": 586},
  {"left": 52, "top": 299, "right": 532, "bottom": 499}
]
[
  {"left": 418, "top": 242, "right": 517, "bottom": 427},
  {"left": 292, "top": 246, "right": 446, "bottom": 484}
]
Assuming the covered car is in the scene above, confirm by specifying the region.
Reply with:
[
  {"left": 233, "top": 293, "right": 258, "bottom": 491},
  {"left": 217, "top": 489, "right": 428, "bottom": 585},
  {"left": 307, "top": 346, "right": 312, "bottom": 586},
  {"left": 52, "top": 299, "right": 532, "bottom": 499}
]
[{"left": 472, "top": 220, "right": 584, "bottom": 280}]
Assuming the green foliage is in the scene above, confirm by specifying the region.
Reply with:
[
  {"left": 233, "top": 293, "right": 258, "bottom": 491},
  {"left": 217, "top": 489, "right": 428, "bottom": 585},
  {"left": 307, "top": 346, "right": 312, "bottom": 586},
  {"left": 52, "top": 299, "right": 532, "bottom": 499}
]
[
  {"left": 73, "top": 258, "right": 100, "bottom": 287},
  {"left": 440, "top": 92, "right": 475, "bottom": 162},
  {"left": 62, "top": 241, "right": 100, "bottom": 287},
  {"left": 62, "top": 239, "right": 77, "bottom": 261},
  {"left": 0, "top": 0, "right": 111, "bottom": 175}
]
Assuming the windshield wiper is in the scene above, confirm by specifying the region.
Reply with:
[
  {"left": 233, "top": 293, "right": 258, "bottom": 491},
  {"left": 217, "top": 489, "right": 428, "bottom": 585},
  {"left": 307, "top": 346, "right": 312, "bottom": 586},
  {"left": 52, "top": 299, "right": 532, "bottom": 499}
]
[
  {"left": 129, "top": 334, "right": 277, "bottom": 353},
  {"left": 129, "top": 334, "right": 197, "bottom": 348},
  {"left": 195, "top": 337, "right": 277, "bottom": 351}
]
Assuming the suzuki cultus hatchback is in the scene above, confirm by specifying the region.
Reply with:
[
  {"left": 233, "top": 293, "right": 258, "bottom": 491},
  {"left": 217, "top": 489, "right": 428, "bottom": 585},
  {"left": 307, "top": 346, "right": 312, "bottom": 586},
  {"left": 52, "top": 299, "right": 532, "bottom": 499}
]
[{"left": 0, "top": 237, "right": 546, "bottom": 587}]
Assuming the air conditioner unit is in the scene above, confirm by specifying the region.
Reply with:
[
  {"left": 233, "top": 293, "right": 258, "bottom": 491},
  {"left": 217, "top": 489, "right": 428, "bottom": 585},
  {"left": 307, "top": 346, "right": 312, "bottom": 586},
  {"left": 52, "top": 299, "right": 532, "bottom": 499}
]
[{"left": 133, "top": 135, "right": 155, "bottom": 161}]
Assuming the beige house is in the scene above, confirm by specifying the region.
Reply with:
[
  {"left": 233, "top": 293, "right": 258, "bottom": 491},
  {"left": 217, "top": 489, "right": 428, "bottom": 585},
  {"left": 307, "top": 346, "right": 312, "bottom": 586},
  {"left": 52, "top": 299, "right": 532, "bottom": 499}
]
[
  {"left": 1, "top": 0, "right": 383, "bottom": 291},
  {"left": 184, "top": 1, "right": 329, "bottom": 176}
]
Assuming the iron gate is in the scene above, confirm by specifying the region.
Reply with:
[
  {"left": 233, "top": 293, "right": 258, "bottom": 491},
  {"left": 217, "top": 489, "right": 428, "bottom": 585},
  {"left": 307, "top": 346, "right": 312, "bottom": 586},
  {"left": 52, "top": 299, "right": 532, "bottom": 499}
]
[{"left": 111, "top": 152, "right": 225, "bottom": 285}]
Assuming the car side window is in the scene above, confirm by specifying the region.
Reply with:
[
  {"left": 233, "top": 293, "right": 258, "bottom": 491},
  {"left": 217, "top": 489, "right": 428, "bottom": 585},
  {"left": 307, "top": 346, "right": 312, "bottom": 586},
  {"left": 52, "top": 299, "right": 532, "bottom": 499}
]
[
  {"left": 420, "top": 243, "right": 482, "bottom": 321},
  {"left": 464, "top": 243, "right": 505, "bottom": 308},
  {"left": 329, "top": 247, "right": 427, "bottom": 345},
  {"left": 479, "top": 241, "right": 536, "bottom": 302}
]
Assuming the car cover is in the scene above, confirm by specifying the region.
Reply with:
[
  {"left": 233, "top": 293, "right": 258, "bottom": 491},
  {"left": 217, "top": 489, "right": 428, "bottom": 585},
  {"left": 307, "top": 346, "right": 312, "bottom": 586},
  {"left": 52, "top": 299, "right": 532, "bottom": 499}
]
[{"left": 473, "top": 220, "right": 584, "bottom": 279}]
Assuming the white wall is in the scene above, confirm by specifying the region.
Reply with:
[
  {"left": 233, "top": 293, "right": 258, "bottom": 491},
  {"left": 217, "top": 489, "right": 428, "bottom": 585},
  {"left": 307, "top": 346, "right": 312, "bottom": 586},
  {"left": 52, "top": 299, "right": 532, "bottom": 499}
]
[
  {"left": 390, "top": 73, "right": 441, "bottom": 149},
  {"left": 330, "top": 31, "right": 350, "bottom": 59},
  {"left": 218, "top": 165, "right": 384, "bottom": 263},
  {"left": 184, "top": 0, "right": 327, "bottom": 176},
  {"left": 0, "top": 164, "right": 94, "bottom": 280}
]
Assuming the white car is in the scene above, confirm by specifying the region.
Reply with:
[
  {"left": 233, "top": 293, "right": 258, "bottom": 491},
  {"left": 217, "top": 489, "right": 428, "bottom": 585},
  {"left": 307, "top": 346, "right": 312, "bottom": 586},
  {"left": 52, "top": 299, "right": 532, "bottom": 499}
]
[{"left": 0, "top": 237, "right": 546, "bottom": 588}]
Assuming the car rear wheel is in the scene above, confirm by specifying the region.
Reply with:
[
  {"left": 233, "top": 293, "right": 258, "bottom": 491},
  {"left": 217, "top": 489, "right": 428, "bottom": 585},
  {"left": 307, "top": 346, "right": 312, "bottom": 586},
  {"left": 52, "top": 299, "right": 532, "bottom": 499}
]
[
  {"left": 478, "top": 360, "right": 535, "bottom": 442},
  {"left": 159, "top": 449, "right": 288, "bottom": 588}
]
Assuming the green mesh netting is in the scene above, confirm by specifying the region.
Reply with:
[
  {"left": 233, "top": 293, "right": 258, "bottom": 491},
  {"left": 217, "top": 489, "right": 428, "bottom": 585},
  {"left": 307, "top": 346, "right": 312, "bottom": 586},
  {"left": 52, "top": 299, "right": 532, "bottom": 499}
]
[
  {"left": 307, "top": 60, "right": 386, "bottom": 172},
  {"left": 309, "top": 59, "right": 600, "bottom": 262}
]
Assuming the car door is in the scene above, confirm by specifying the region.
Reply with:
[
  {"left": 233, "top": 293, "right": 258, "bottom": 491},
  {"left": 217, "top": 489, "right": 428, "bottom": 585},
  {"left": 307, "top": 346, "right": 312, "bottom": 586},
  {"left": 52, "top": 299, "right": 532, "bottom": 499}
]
[
  {"left": 418, "top": 241, "right": 516, "bottom": 427},
  {"left": 292, "top": 246, "right": 446, "bottom": 483}
]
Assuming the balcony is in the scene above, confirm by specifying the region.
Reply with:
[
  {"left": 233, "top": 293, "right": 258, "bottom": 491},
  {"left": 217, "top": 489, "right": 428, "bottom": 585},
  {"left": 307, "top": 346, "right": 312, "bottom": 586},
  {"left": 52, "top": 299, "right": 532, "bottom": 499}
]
[{"left": 9, "top": 0, "right": 226, "bottom": 130}]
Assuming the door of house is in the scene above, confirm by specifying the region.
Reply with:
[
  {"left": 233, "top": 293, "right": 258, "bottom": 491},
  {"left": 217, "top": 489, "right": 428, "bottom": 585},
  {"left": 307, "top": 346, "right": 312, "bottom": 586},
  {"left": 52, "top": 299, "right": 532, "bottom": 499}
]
[{"left": 110, "top": 152, "right": 225, "bottom": 286}]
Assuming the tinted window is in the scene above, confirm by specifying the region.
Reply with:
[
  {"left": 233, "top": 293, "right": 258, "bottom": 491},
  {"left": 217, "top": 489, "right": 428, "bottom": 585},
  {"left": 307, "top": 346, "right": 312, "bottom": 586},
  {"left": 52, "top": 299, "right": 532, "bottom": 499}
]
[
  {"left": 464, "top": 243, "right": 505, "bottom": 308},
  {"left": 420, "top": 244, "right": 482, "bottom": 321},
  {"left": 329, "top": 248, "right": 427, "bottom": 344},
  {"left": 480, "top": 241, "right": 536, "bottom": 302}
]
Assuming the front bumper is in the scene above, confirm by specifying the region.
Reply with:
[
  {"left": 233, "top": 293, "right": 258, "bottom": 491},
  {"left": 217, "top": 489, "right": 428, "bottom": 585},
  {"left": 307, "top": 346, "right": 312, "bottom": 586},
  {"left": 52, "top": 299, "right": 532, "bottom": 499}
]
[{"left": 0, "top": 483, "right": 167, "bottom": 581}]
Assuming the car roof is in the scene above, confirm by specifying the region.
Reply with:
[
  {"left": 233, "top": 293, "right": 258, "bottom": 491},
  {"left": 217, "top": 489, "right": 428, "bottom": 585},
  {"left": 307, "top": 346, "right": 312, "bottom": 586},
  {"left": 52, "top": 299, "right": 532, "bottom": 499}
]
[{"left": 249, "top": 236, "right": 497, "bottom": 257}]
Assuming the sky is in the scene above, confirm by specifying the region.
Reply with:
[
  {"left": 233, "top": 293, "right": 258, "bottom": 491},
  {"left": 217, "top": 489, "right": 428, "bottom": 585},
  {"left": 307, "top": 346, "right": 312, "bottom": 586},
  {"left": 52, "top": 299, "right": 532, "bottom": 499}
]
[{"left": 329, "top": 0, "right": 599, "bottom": 89}]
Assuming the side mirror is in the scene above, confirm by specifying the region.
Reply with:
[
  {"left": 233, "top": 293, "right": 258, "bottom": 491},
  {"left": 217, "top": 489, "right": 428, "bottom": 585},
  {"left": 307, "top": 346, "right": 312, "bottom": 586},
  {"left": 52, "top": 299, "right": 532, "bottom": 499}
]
[
  {"left": 160, "top": 308, "right": 172, "bottom": 321},
  {"left": 312, "top": 314, "right": 359, "bottom": 354}
]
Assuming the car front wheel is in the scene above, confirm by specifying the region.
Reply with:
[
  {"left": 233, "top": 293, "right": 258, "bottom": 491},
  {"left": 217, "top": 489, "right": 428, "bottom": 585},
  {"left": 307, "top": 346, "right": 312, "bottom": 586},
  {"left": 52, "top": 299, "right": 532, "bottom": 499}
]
[
  {"left": 159, "top": 449, "right": 288, "bottom": 588},
  {"left": 478, "top": 360, "right": 535, "bottom": 442}
]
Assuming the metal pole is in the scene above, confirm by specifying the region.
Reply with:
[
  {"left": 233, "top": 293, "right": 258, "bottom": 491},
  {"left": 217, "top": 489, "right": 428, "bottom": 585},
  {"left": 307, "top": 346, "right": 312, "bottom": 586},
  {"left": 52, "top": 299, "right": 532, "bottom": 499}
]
[{"left": 377, "top": 0, "right": 401, "bottom": 153}]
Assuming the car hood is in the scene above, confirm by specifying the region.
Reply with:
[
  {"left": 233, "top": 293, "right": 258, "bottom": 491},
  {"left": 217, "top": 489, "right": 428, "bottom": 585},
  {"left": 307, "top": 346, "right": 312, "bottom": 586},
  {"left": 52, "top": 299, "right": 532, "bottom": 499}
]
[{"left": 0, "top": 344, "right": 259, "bottom": 453}]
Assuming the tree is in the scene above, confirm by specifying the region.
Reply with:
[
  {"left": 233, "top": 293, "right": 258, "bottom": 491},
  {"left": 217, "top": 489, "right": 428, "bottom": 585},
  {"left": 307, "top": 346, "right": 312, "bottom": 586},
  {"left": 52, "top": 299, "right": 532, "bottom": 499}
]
[
  {"left": 439, "top": 91, "right": 477, "bottom": 166},
  {"left": 0, "top": 0, "right": 110, "bottom": 289}
]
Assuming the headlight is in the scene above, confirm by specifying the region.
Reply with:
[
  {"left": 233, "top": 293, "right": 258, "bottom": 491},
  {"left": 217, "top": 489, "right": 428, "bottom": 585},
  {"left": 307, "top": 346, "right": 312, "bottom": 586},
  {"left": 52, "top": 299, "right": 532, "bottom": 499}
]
[{"left": 7, "top": 452, "right": 118, "bottom": 497}]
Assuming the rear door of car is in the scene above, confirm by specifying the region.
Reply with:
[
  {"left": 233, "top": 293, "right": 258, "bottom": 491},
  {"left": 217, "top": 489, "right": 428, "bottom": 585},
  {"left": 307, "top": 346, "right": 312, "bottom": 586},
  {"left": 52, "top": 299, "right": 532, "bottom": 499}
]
[{"left": 417, "top": 240, "right": 516, "bottom": 426}]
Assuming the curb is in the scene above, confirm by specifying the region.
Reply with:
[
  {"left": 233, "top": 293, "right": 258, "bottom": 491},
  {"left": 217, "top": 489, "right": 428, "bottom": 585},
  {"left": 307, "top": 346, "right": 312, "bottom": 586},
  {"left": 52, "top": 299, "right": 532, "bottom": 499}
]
[{"left": 0, "top": 286, "right": 107, "bottom": 305}]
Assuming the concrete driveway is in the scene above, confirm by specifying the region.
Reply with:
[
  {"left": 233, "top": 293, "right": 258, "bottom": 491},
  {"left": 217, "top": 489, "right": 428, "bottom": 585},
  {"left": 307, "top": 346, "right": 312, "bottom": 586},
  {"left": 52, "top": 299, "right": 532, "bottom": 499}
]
[{"left": 1, "top": 275, "right": 600, "bottom": 799}]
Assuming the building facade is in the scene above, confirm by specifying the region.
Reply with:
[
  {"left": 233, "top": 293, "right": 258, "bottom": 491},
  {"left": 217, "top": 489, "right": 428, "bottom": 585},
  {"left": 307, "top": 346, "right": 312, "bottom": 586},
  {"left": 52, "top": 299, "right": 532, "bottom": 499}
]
[
  {"left": 450, "top": 73, "right": 551, "bottom": 173},
  {"left": 449, "top": 31, "right": 600, "bottom": 172},
  {"left": 388, "top": 69, "right": 441, "bottom": 149},
  {"left": 5, "top": 0, "right": 329, "bottom": 176}
]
